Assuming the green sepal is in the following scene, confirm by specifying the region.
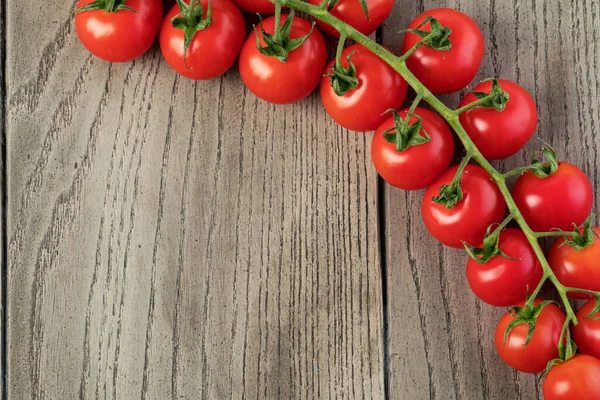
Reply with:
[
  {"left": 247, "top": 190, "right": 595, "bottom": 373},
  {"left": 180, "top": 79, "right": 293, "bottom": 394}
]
[
  {"left": 558, "top": 215, "right": 599, "bottom": 251},
  {"left": 432, "top": 183, "right": 463, "bottom": 209},
  {"left": 529, "top": 143, "right": 559, "bottom": 178},
  {"left": 171, "top": 0, "right": 212, "bottom": 68},
  {"left": 254, "top": 10, "right": 315, "bottom": 63},
  {"left": 503, "top": 299, "right": 556, "bottom": 346},
  {"left": 75, "top": 0, "right": 136, "bottom": 13},
  {"left": 470, "top": 78, "right": 511, "bottom": 112},
  {"left": 381, "top": 109, "right": 431, "bottom": 152},
  {"left": 326, "top": 50, "right": 360, "bottom": 96},
  {"left": 541, "top": 324, "right": 577, "bottom": 378},
  {"left": 586, "top": 296, "right": 600, "bottom": 320},
  {"left": 463, "top": 224, "right": 520, "bottom": 264},
  {"left": 325, "top": 0, "right": 370, "bottom": 20},
  {"left": 401, "top": 16, "right": 452, "bottom": 51}
]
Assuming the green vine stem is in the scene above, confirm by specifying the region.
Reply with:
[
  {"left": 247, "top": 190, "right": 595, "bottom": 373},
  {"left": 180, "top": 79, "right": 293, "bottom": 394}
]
[{"left": 281, "top": 0, "right": 599, "bottom": 326}]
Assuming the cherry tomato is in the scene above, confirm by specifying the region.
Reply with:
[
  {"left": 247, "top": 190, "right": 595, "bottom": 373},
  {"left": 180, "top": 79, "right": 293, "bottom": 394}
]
[
  {"left": 467, "top": 229, "right": 543, "bottom": 307},
  {"left": 75, "top": 0, "right": 163, "bottom": 62},
  {"left": 422, "top": 164, "right": 506, "bottom": 248},
  {"left": 306, "top": 0, "right": 393, "bottom": 37},
  {"left": 458, "top": 80, "right": 538, "bottom": 160},
  {"left": 321, "top": 44, "right": 408, "bottom": 132},
  {"left": 512, "top": 162, "right": 593, "bottom": 232},
  {"left": 371, "top": 108, "right": 454, "bottom": 190},
  {"left": 548, "top": 227, "right": 600, "bottom": 299},
  {"left": 160, "top": 0, "right": 245, "bottom": 80},
  {"left": 495, "top": 300, "right": 565, "bottom": 373},
  {"left": 401, "top": 8, "right": 484, "bottom": 94},
  {"left": 239, "top": 15, "right": 327, "bottom": 104},
  {"left": 232, "top": 0, "right": 274, "bottom": 14},
  {"left": 573, "top": 299, "right": 600, "bottom": 359},
  {"left": 543, "top": 355, "right": 600, "bottom": 400}
]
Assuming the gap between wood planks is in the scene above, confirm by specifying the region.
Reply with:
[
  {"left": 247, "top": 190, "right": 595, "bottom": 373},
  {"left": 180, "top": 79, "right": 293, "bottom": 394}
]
[{"left": 1, "top": 0, "right": 7, "bottom": 397}]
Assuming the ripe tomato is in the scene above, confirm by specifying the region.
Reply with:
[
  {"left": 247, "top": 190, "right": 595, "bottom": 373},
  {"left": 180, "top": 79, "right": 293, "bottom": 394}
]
[
  {"left": 320, "top": 44, "right": 408, "bottom": 132},
  {"left": 421, "top": 164, "right": 506, "bottom": 248},
  {"left": 75, "top": 0, "right": 163, "bottom": 62},
  {"left": 239, "top": 15, "right": 327, "bottom": 104},
  {"left": 401, "top": 8, "right": 484, "bottom": 94},
  {"left": 306, "top": 0, "right": 393, "bottom": 37},
  {"left": 371, "top": 107, "right": 454, "bottom": 190},
  {"left": 458, "top": 80, "right": 538, "bottom": 160},
  {"left": 548, "top": 227, "right": 600, "bottom": 299},
  {"left": 512, "top": 162, "right": 593, "bottom": 232},
  {"left": 495, "top": 300, "right": 565, "bottom": 373},
  {"left": 160, "top": 0, "right": 245, "bottom": 80},
  {"left": 542, "top": 355, "right": 600, "bottom": 400},
  {"left": 467, "top": 229, "right": 543, "bottom": 307},
  {"left": 232, "top": 0, "right": 274, "bottom": 14},
  {"left": 573, "top": 299, "right": 600, "bottom": 359}
]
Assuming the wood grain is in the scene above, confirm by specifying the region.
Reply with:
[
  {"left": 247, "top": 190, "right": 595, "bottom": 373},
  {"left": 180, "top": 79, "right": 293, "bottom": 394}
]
[
  {"left": 1, "top": 0, "right": 5, "bottom": 396},
  {"left": 382, "top": 0, "right": 600, "bottom": 399},
  {"left": 5, "top": 3, "right": 383, "bottom": 399}
]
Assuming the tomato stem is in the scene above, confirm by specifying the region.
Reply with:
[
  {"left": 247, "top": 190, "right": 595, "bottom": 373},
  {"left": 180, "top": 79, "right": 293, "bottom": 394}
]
[
  {"left": 334, "top": 34, "right": 347, "bottom": 69},
  {"left": 280, "top": 0, "right": 596, "bottom": 337},
  {"left": 398, "top": 30, "right": 439, "bottom": 62},
  {"left": 455, "top": 94, "right": 494, "bottom": 114}
]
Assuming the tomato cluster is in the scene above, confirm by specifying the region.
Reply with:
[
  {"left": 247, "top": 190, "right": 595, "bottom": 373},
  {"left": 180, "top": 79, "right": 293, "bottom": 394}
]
[{"left": 74, "top": 0, "right": 600, "bottom": 397}]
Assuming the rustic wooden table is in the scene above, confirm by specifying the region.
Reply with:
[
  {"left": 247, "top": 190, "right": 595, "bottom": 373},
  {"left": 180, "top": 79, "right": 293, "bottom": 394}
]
[{"left": 3, "top": 0, "right": 599, "bottom": 398}]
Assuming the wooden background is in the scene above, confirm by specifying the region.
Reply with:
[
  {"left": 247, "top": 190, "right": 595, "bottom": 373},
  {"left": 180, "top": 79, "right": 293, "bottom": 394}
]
[{"left": 3, "top": 0, "right": 599, "bottom": 398}]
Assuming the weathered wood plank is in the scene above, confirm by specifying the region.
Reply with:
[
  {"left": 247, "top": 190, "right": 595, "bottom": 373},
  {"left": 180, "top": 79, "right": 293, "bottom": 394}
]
[
  {"left": 5, "top": 2, "right": 384, "bottom": 399},
  {"left": 383, "top": 0, "right": 600, "bottom": 399},
  {"left": 1, "top": 0, "right": 5, "bottom": 397}
]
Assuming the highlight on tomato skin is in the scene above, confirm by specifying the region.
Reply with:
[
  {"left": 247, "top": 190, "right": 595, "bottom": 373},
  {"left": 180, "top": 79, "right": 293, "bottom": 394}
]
[
  {"left": 401, "top": 8, "right": 485, "bottom": 94},
  {"left": 572, "top": 299, "right": 600, "bottom": 360},
  {"left": 458, "top": 79, "right": 538, "bottom": 160}
]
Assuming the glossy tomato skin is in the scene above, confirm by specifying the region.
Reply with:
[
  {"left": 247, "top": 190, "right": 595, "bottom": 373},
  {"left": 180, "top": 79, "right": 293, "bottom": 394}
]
[
  {"left": 573, "top": 299, "right": 600, "bottom": 359},
  {"left": 542, "top": 355, "right": 600, "bottom": 400},
  {"left": 160, "top": 0, "right": 245, "bottom": 80},
  {"left": 307, "top": 0, "right": 393, "bottom": 37},
  {"left": 232, "top": 0, "right": 274, "bottom": 14},
  {"left": 467, "top": 229, "right": 543, "bottom": 307},
  {"left": 239, "top": 15, "right": 327, "bottom": 104},
  {"left": 422, "top": 165, "right": 506, "bottom": 248},
  {"left": 401, "top": 8, "right": 484, "bottom": 94},
  {"left": 495, "top": 300, "right": 565, "bottom": 373},
  {"left": 321, "top": 44, "right": 408, "bottom": 132},
  {"left": 75, "top": 0, "right": 163, "bottom": 62},
  {"left": 458, "top": 80, "right": 538, "bottom": 160},
  {"left": 512, "top": 162, "right": 593, "bottom": 232},
  {"left": 548, "top": 227, "right": 600, "bottom": 299},
  {"left": 371, "top": 108, "right": 454, "bottom": 190}
]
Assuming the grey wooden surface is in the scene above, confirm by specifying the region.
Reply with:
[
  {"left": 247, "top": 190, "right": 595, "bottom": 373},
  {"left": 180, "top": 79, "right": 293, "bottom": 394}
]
[{"left": 3, "top": 0, "right": 599, "bottom": 399}]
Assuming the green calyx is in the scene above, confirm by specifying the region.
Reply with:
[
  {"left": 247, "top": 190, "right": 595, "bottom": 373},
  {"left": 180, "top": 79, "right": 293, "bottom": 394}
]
[
  {"left": 463, "top": 225, "right": 519, "bottom": 264},
  {"left": 586, "top": 296, "right": 600, "bottom": 320},
  {"left": 529, "top": 143, "right": 559, "bottom": 178},
  {"left": 432, "top": 156, "right": 471, "bottom": 209},
  {"left": 470, "top": 78, "right": 511, "bottom": 112},
  {"left": 327, "top": 50, "right": 359, "bottom": 96},
  {"left": 326, "top": 0, "right": 370, "bottom": 20},
  {"left": 172, "top": 0, "right": 212, "bottom": 68},
  {"left": 382, "top": 109, "right": 431, "bottom": 152},
  {"left": 558, "top": 215, "right": 599, "bottom": 251},
  {"left": 503, "top": 299, "right": 555, "bottom": 346},
  {"left": 542, "top": 322, "right": 577, "bottom": 377},
  {"left": 401, "top": 16, "right": 452, "bottom": 51},
  {"left": 75, "top": 0, "right": 136, "bottom": 13},
  {"left": 254, "top": 10, "right": 315, "bottom": 63}
]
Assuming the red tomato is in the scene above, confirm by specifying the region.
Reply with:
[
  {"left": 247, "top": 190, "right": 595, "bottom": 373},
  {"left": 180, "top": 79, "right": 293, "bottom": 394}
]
[
  {"left": 548, "top": 227, "right": 600, "bottom": 299},
  {"left": 495, "top": 300, "right": 565, "bottom": 373},
  {"left": 467, "top": 229, "right": 543, "bottom": 307},
  {"left": 320, "top": 44, "right": 408, "bottom": 132},
  {"left": 458, "top": 80, "right": 538, "bottom": 160},
  {"left": 512, "top": 162, "right": 593, "bottom": 232},
  {"left": 401, "top": 8, "right": 484, "bottom": 94},
  {"left": 232, "top": 0, "right": 274, "bottom": 13},
  {"left": 160, "top": 0, "right": 245, "bottom": 80},
  {"left": 239, "top": 15, "right": 327, "bottom": 104},
  {"left": 543, "top": 355, "right": 600, "bottom": 400},
  {"left": 421, "top": 165, "right": 506, "bottom": 248},
  {"left": 573, "top": 299, "right": 600, "bottom": 359},
  {"left": 371, "top": 107, "right": 454, "bottom": 190},
  {"left": 306, "top": 0, "right": 393, "bottom": 37},
  {"left": 75, "top": 0, "right": 163, "bottom": 62}
]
